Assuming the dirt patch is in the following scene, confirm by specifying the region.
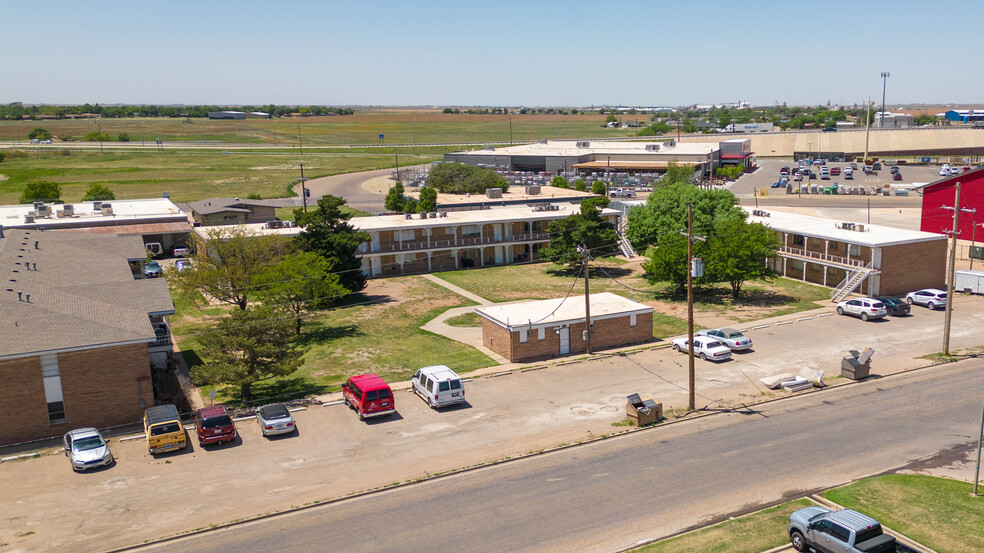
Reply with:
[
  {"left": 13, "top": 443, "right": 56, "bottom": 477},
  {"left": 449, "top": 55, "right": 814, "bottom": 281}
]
[{"left": 0, "top": 173, "right": 8, "bottom": 182}]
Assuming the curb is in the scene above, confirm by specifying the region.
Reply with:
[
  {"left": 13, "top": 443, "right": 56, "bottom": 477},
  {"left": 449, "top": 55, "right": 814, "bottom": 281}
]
[{"left": 809, "top": 495, "right": 941, "bottom": 553}]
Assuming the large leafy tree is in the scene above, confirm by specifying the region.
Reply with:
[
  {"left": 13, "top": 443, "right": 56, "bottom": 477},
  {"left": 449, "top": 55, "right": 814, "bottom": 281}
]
[
  {"left": 27, "top": 127, "right": 51, "bottom": 140},
  {"left": 81, "top": 183, "right": 116, "bottom": 201},
  {"left": 641, "top": 233, "right": 706, "bottom": 293},
  {"left": 427, "top": 162, "right": 509, "bottom": 194},
  {"left": 294, "top": 195, "right": 370, "bottom": 293},
  {"left": 174, "top": 226, "right": 288, "bottom": 310},
  {"left": 253, "top": 252, "right": 347, "bottom": 334},
  {"left": 194, "top": 306, "right": 306, "bottom": 400},
  {"left": 19, "top": 180, "right": 61, "bottom": 203},
  {"left": 705, "top": 219, "right": 781, "bottom": 298},
  {"left": 541, "top": 197, "right": 619, "bottom": 271}
]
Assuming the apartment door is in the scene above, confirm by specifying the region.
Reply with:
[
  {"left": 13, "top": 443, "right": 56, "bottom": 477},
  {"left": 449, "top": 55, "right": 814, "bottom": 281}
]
[
  {"left": 493, "top": 224, "right": 502, "bottom": 241},
  {"left": 558, "top": 327, "right": 570, "bottom": 354}
]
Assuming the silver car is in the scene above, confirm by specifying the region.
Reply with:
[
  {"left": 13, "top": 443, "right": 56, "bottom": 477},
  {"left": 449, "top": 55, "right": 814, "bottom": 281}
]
[
  {"left": 256, "top": 403, "right": 296, "bottom": 436},
  {"left": 696, "top": 327, "right": 753, "bottom": 351},
  {"left": 836, "top": 298, "right": 888, "bottom": 321},
  {"left": 63, "top": 427, "right": 114, "bottom": 471}
]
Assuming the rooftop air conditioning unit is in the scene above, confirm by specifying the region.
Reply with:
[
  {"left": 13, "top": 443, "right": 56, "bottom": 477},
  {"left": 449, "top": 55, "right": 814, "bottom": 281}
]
[
  {"left": 575, "top": 141, "right": 590, "bottom": 148},
  {"left": 855, "top": 224, "right": 865, "bottom": 232},
  {"left": 484, "top": 144, "right": 494, "bottom": 150},
  {"left": 486, "top": 188, "right": 503, "bottom": 199},
  {"left": 24, "top": 214, "right": 34, "bottom": 223},
  {"left": 428, "top": 212, "right": 438, "bottom": 218},
  {"left": 645, "top": 144, "right": 660, "bottom": 151},
  {"left": 101, "top": 204, "right": 113, "bottom": 215},
  {"left": 538, "top": 139, "right": 548, "bottom": 144},
  {"left": 663, "top": 140, "right": 675, "bottom": 147},
  {"left": 526, "top": 185, "right": 541, "bottom": 195},
  {"left": 61, "top": 204, "right": 74, "bottom": 217},
  {"left": 37, "top": 204, "right": 52, "bottom": 217},
  {"left": 440, "top": 211, "right": 448, "bottom": 218},
  {"left": 93, "top": 201, "right": 102, "bottom": 210},
  {"left": 405, "top": 213, "right": 413, "bottom": 220},
  {"left": 842, "top": 222, "right": 855, "bottom": 230}
]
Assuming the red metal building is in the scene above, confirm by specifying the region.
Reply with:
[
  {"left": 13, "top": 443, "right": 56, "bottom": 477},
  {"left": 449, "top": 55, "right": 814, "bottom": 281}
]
[{"left": 917, "top": 166, "right": 984, "bottom": 239}]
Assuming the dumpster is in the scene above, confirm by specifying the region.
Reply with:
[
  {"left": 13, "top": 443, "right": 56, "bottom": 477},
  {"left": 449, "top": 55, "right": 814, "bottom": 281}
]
[
  {"left": 626, "top": 394, "right": 662, "bottom": 426},
  {"left": 841, "top": 348, "right": 874, "bottom": 380}
]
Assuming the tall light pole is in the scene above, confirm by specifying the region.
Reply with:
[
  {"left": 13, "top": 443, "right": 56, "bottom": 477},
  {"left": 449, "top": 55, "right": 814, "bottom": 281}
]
[
  {"left": 863, "top": 96, "right": 872, "bottom": 163},
  {"left": 880, "top": 72, "right": 890, "bottom": 128}
]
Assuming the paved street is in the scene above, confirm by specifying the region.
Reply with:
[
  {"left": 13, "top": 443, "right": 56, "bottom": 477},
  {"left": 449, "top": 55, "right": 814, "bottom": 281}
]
[{"left": 139, "top": 359, "right": 984, "bottom": 553}]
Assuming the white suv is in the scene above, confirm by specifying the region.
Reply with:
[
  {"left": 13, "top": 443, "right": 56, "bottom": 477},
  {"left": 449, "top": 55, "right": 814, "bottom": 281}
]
[
  {"left": 836, "top": 298, "right": 888, "bottom": 321},
  {"left": 906, "top": 288, "right": 947, "bottom": 310}
]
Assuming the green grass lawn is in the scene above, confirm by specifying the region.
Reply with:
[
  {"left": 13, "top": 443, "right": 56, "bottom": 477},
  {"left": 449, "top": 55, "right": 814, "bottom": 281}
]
[
  {"left": 824, "top": 474, "right": 984, "bottom": 553},
  {"left": 634, "top": 498, "right": 813, "bottom": 553},
  {"left": 171, "top": 275, "right": 496, "bottom": 406},
  {"left": 0, "top": 149, "right": 440, "bottom": 204},
  {"left": 445, "top": 311, "right": 481, "bottom": 327}
]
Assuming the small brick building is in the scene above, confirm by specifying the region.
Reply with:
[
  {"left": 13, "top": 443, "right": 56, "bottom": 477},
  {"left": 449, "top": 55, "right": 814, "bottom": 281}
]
[
  {"left": 0, "top": 229, "right": 175, "bottom": 445},
  {"left": 476, "top": 293, "right": 654, "bottom": 363}
]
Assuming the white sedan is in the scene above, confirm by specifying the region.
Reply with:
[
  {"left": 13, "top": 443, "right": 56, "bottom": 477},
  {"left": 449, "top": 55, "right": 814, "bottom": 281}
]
[
  {"left": 696, "top": 328, "right": 753, "bottom": 351},
  {"left": 255, "top": 403, "right": 296, "bottom": 437},
  {"left": 671, "top": 336, "right": 732, "bottom": 362}
]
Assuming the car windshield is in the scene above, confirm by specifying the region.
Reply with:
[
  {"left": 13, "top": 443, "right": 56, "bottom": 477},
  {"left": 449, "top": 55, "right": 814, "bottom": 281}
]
[
  {"left": 146, "top": 262, "right": 160, "bottom": 269},
  {"left": 202, "top": 415, "right": 232, "bottom": 428},
  {"left": 260, "top": 405, "right": 290, "bottom": 420},
  {"left": 74, "top": 436, "right": 104, "bottom": 451}
]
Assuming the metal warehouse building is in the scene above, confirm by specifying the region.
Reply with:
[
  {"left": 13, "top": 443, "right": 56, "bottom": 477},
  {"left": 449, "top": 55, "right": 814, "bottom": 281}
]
[{"left": 444, "top": 140, "right": 720, "bottom": 177}]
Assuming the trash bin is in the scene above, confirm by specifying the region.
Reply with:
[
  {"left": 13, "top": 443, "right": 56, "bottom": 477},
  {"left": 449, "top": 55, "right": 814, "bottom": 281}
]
[
  {"left": 841, "top": 348, "right": 874, "bottom": 380},
  {"left": 626, "top": 393, "right": 662, "bottom": 426}
]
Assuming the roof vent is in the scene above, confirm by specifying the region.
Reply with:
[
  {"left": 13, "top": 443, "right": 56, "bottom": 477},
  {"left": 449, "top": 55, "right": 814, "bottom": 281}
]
[
  {"left": 645, "top": 144, "right": 660, "bottom": 151},
  {"left": 575, "top": 141, "right": 590, "bottom": 148},
  {"left": 486, "top": 188, "right": 503, "bottom": 199},
  {"left": 93, "top": 201, "right": 102, "bottom": 210},
  {"left": 664, "top": 140, "right": 675, "bottom": 147},
  {"left": 483, "top": 144, "right": 494, "bottom": 151}
]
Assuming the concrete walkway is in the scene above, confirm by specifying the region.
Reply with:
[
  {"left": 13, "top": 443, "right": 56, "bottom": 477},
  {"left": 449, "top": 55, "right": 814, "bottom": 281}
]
[
  {"left": 418, "top": 274, "right": 511, "bottom": 364},
  {"left": 420, "top": 273, "right": 493, "bottom": 305}
]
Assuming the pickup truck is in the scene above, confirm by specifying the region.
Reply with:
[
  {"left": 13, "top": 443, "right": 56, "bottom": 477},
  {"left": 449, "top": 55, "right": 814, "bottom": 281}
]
[
  {"left": 609, "top": 188, "right": 636, "bottom": 198},
  {"left": 788, "top": 507, "right": 896, "bottom": 553}
]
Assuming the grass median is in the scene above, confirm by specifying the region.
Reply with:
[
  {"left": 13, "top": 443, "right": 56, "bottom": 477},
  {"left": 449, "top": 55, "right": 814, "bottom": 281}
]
[{"left": 824, "top": 474, "right": 984, "bottom": 553}]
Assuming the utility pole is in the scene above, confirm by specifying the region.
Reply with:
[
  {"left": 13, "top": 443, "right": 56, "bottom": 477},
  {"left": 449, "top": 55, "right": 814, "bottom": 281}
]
[
  {"left": 941, "top": 182, "right": 974, "bottom": 354},
  {"left": 297, "top": 122, "right": 303, "bottom": 155},
  {"left": 580, "top": 245, "right": 593, "bottom": 355},
  {"left": 395, "top": 153, "right": 400, "bottom": 182},
  {"left": 974, "top": 388, "right": 984, "bottom": 496},
  {"left": 880, "top": 72, "right": 890, "bottom": 129},
  {"left": 299, "top": 163, "right": 309, "bottom": 213},
  {"left": 971, "top": 221, "right": 982, "bottom": 271},
  {"left": 863, "top": 96, "right": 872, "bottom": 163},
  {"left": 680, "top": 203, "right": 706, "bottom": 411}
]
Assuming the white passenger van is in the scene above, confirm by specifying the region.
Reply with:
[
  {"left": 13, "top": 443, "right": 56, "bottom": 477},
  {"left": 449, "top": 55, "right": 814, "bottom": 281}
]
[{"left": 412, "top": 365, "right": 466, "bottom": 408}]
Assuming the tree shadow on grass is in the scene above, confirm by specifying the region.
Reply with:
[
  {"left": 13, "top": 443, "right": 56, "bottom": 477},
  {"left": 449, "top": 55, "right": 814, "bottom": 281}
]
[
  {"left": 546, "top": 265, "right": 636, "bottom": 279},
  {"left": 297, "top": 321, "right": 362, "bottom": 346},
  {"left": 335, "top": 292, "right": 395, "bottom": 309},
  {"left": 233, "top": 376, "right": 333, "bottom": 409},
  {"left": 181, "top": 349, "right": 204, "bottom": 368},
  {"left": 650, "top": 285, "right": 796, "bottom": 308}
]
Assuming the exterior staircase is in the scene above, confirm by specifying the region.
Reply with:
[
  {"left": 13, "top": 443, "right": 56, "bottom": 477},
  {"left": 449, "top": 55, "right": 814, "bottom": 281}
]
[
  {"left": 616, "top": 230, "right": 636, "bottom": 259},
  {"left": 829, "top": 262, "right": 874, "bottom": 303}
]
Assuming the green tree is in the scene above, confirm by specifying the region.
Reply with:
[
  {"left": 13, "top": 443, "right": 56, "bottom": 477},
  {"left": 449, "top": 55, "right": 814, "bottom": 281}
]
[
  {"left": 117, "top": 132, "right": 130, "bottom": 142},
  {"left": 705, "top": 219, "right": 781, "bottom": 298},
  {"left": 83, "top": 130, "right": 111, "bottom": 142},
  {"left": 28, "top": 127, "right": 51, "bottom": 140},
  {"left": 417, "top": 186, "right": 438, "bottom": 213},
  {"left": 384, "top": 181, "right": 406, "bottom": 212},
  {"left": 573, "top": 179, "right": 588, "bottom": 192},
  {"left": 541, "top": 197, "right": 619, "bottom": 271},
  {"left": 293, "top": 195, "right": 371, "bottom": 293},
  {"left": 403, "top": 197, "right": 418, "bottom": 214},
  {"left": 194, "top": 306, "right": 306, "bottom": 400},
  {"left": 551, "top": 176, "right": 570, "bottom": 189},
  {"left": 659, "top": 161, "right": 696, "bottom": 187},
  {"left": 641, "top": 233, "right": 704, "bottom": 293},
  {"left": 174, "top": 226, "right": 289, "bottom": 310},
  {"left": 604, "top": 114, "right": 618, "bottom": 124},
  {"left": 80, "top": 183, "right": 116, "bottom": 201},
  {"left": 591, "top": 181, "right": 607, "bottom": 195},
  {"left": 914, "top": 114, "right": 938, "bottom": 126},
  {"left": 427, "top": 162, "right": 509, "bottom": 194},
  {"left": 253, "top": 251, "right": 347, "bottom": 334},
  {"left": 0, "top": 151, "right": 5, "bottom": 163},
  {"left": 19, "top": 180, "right": 61, "bottom": 203}
]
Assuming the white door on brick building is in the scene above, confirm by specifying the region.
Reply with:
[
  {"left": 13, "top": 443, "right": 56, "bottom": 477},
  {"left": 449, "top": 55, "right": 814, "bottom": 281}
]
[{"left": 558, "top": 327, "right": 570, "bottom": 354}]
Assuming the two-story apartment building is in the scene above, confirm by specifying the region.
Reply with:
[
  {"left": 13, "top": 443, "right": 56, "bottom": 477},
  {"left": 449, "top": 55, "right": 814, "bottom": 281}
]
[
  {"left": 194, "top": 203, "right": 621, "bottom": 277},
  {"left": 746, "top": 209, "right": 947, "bottom": 299},
  {"left": 0, "top": 228, "right": 175, "bottom": 445},
  {"left": 186, "top": 197, "right": 281, "bottom": 226}
]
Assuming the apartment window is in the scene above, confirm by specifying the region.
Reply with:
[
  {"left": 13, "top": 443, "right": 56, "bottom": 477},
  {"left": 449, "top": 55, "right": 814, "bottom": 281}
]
[
  {"left": 630, "top": 314, "right": 637, "bottom": 327},
  {"left": 538, "top": 328, "right": 545, "bottom": 341},
  {"left": 849, "top": 244, "right": 861, "bottom": 257},
  {"left": 462, "top": 225, "right": 481, "bottom": 236},
  {"left": 519, "top": 329, "right": 528, "bottom": 343},
  {"left": 41, "top": 354, "right": 66, "bottom": 425},
  {"left": 809, "top": 238, "right": 822, "bottom": 248},
  {"left": 829, "top": 241, "right": 840, "bottom": 251},
  {"left": 792, "top": 234, "right": 805, "bottom": 246},
  {"left": 396, "top": 230, "right": 415, "bottom": 242},
  {"left": 790, "top": 259, "right": 805, "bottom": 271}
]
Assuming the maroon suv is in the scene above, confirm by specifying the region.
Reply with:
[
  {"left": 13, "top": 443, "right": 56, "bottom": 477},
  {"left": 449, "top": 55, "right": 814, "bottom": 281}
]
[{"left": 194, "top": 406, "right": 237, "bottom": 446}]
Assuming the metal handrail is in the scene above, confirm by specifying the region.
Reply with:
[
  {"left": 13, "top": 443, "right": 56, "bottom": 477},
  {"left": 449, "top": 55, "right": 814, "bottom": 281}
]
[
  {"left": 778, "top": 245, "right": 864, "bottom": 268},
  {"left": 370, "top": 232, "right": 551, "bottom": 253}
]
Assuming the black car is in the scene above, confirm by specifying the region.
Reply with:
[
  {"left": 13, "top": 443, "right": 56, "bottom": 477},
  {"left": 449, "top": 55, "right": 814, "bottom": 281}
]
[{"left": 876, "top": 297, "right": 910, "bottom": 316}]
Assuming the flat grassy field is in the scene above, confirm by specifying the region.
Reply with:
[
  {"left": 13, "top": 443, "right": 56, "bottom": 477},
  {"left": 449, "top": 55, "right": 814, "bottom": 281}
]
[
  {"left": 0, "top": 112, "right": 637, "bottom": 146},
  {"left": 824, "top": 474, "right": 984, "bottom": 553},
  {"left": 635, "top": 498, "right": 813, "bottom": 553},
  {"left": 0, "top": 148, "right": 440, "bottom": 204},
  {"left": 171, "top": 275, "right": 496, "bottom": 406}
]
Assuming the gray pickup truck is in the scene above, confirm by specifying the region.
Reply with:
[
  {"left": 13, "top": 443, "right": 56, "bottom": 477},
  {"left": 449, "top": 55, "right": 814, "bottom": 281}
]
[{"left": 788, "top": 507, "right": 896, "bottom": 553}]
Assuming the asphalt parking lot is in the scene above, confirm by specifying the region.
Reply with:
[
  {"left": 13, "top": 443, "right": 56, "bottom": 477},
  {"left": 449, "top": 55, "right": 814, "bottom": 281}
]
[{"left": 2, "top": 293, "right": 983, "bottom": 551}]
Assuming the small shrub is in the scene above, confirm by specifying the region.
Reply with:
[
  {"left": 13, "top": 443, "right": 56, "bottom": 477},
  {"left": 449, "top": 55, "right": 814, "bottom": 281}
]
[
  {"left": 246, "top": 192, "right": 263, "bottom": 200},
  {"left": 117, "top": 132, "right": 130, "bottom": 142}
]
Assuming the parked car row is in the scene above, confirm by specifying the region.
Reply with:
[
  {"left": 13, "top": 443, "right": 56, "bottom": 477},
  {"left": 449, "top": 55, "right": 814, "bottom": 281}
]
[
  {"left": 64, "top": 365, "right": 468, "bottom": 471},
  {"left": 836, "top": 288, "right": 947, "bottom": 321},
  {"left": 670, "top": 327, "right": 754, "bottom": 362}
]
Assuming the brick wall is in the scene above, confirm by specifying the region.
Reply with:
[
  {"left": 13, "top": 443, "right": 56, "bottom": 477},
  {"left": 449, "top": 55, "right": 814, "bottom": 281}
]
[
  {"left": 879, "top": 239, "right": 947, "bottom": 296},
  {"left": 483, "top": 312, "right": 654, "bottom": 363},
  {"left": 0, "top": 343, "right": 152, "bottom": 445}
]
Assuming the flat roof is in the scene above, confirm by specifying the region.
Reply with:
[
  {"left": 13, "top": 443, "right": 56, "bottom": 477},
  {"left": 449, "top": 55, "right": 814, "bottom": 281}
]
[
  {"left": 195, "top": 203, "right": 620, "bottom": 238},
  {"left": 476, "top": 292, "right": 653, "bottom": 330},
  {"left": 0, "top": 198, "right": 187, "bottom": 230},
  {"left": 745, "top": 208, "right": 946, "bottom": 247},
  {"left": 452, "top": 139, "right": 718, "bottom": 158},
  {"left": 406, "top": 185, "right": 595, "bottom": 206},
  {"left": 572, "top": 160, "right": 700, "bottom": 169}
]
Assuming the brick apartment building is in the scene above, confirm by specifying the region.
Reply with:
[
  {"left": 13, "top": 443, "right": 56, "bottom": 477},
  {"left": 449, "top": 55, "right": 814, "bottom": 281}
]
[
  {"left": 476, "top": 293, "right": 654, "bottom": 362},
  {"left": 186, "top": 197, "right": 282, "bottom": 226},
  {"left": 746, "top": 209, "right": 947, "bottom": 299},
  {"left": 0, "top": 229, "right": 175, "bottom": 445}
]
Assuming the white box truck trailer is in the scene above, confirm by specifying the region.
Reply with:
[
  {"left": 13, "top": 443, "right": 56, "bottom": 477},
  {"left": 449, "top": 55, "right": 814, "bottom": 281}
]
[{"left": 954, "top": 270, "right": 984, "bottom": 294}]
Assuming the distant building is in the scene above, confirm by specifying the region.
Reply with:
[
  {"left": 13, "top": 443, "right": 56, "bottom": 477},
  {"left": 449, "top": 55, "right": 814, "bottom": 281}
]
[
  {"left": 186, "top": 197, "right": 282, "bottom": 226},
  {"left": 207, "top": 111, "right": 246, "bottom": 120},
  {"left": 719, "top": 138, "right": 755, "bottom": 170},
  {"left": 0, "top": 229, "right": 175, "bottom": 445},
  {"left": 943, "top": 110, "right": 984, "bottom": 123},
  {"left": 874, "top": 112, "right": 913, "bottom": 128}
]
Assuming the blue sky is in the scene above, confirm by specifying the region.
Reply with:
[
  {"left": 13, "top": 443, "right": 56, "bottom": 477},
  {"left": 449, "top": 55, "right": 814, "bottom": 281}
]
[{"left": 1, "top": 0, "right": 978, "bottom": 107}]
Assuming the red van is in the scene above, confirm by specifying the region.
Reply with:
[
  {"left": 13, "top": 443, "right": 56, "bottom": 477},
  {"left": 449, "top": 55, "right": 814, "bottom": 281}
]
[
  {"left": 193, "top": 406, "right": 237, "bottom": 446},
  {"left": 342, "top": 374, "right": 395, "bottom": 420}
]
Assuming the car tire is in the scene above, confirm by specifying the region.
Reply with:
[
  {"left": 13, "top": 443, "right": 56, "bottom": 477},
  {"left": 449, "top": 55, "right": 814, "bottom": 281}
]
[
  {"left": 358, "top": 412, "right": 365, "bottom": 421},
  {"left": 836, "top": 307, "right": 844, "bottom": 315},
  {"left": 790, "top": 530, "right": 807, "bottom": 552},
  {"left": 928, "top": 302, "right": 936, "bottom": 310},
  {"left": 861, "top": 312, "right": 869, "bottom": 321},
  {"left": 906, "top": 297, "right": 914, "bottom": 305},
  {"left": 673, "top": 344, "right": 681, "bottom": 352},
  {"left": 699, "top": 352, "right": 707, "bottom": 361}
]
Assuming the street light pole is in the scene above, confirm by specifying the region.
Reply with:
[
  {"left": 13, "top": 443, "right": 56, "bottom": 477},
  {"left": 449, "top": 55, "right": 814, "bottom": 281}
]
[
  {"left": 863, "top": 96, "right": 872, "bottom": 163},
  {"left": 880, "top": 72, "right": 890, "bottom": 128}
]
